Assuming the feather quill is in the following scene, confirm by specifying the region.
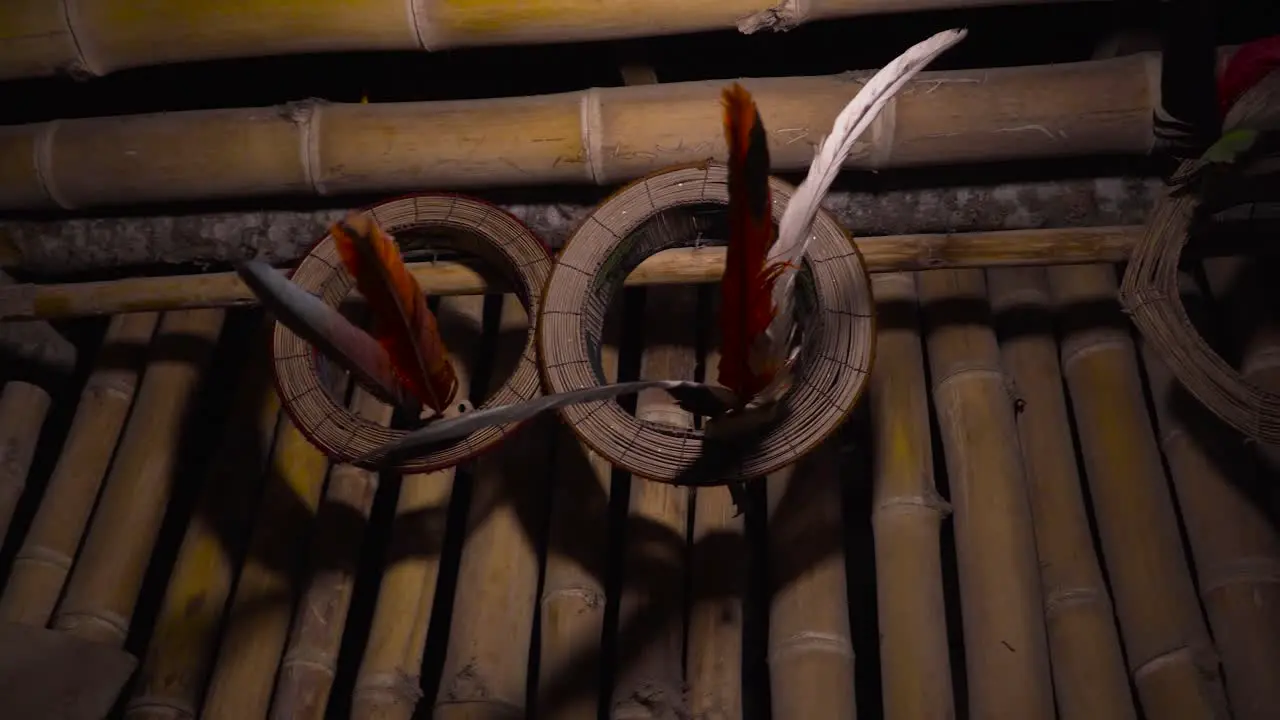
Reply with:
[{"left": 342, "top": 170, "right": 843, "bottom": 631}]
[{"left": 331, "top": 213, "right": 459, "bottom": 415}]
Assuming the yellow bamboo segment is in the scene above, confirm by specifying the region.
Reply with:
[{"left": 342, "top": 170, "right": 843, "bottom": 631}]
[
  {"left": 0, "top": 54, "right": 1158, "bottom": 210},
  {"left": 916, "top": 268, "right": 1054, "bottom": 718},
  {"left": 0, "top": 0, "right": 1096, "bottom": 80},
  {"left": 0, "top": 381, "right": 52, "bottom": 540},
  {"left": 352, "top": 295, "right": 478, "bottom": 720},
  {"left": 271, "top": 385, "right": 391, "bottom": 720},
  {"left": 1138, "top": 272, "right": 1280, "bottom": 720},
  {"left": 124, "top": 333, "right": 282, "bottom": 720},
  {"left": 434, "top": 293, "right": 548, "bottom": 720},
  {"left": 1047, "top": 263, "right": 1229, "bottom": 720},
  {"left": 537, "top": 307, "right": 620, "bottom": 719},
  {"left": 986, "top": 267, "right": 1135, "bottom": 720},
  {"left": 766, "top": 437, "right": 856, "bottom": 720},
  {"left": 867, "top": 272, "right": 954, "bottom": 720},
  {"left": 200, "top": 383, "right": 346, "bottom": 720},
  {"left": 0, "top": 312, "right": 157, "bottom": 627},
  {"left": 611, "top": 285, "right": 695, "bottom": 720},
  {"left": 0, "top": 225, "right": 1148, "bottom": 323},
  {"left": 51, "top": 308, "right": 226, "bottom": 646}
]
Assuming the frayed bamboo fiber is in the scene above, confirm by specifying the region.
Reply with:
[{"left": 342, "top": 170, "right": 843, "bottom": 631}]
[
  {"left": 0, "top": 53, "right": 1157, "bottom": 210},
  {"left": 1047, "top": 263, "right": 1229, "bottom": 719},
  {"left": 611, "top": 285, "right": 695, "bottom": 720},
  {"left": 200, "top": 383, "right": 346, "bottom": 720},
  {"left": 916, "top": 268, "right": 1054, "bottom": 718},
  {"left": 50, "top": 308, "right": 226, "bottom": 645},
  {"left": 271, "top": 386, "right": 392, "bottom": 720},
  {"left": 867, "top": 272, "right": 954, "bottom": 720},
  {"left": 0, "top": 225, "right": 1148, "bottom": 324},
  {"left": 536, "top": 309, "right": 620, "bottom": 719},
  {"left": 0, "top": 0, "right": 1096, "bottom": 81},
  {"left": 765, "top": 438, "right": 856, "bottom": 720},
  {"left": 986, "top": 267, "right": 1135, "bottom": 720},
  {"left": 1138, "top": 271, "right": 1280, "bottom": 720},
  {"left": 123, "top": 335, "right": 282, "bottom": 720},
  {"left": 434, "top": 294, "right": 548, "bottom": 719},
  {"left": 0, "top": 312, "right": 156, "bottom": 627},
  {"left": 352, "top": 295, "right": 477, "bottom": 720},
  {"left": 0, "top": 381, "right": 52, "bottom": 541}
]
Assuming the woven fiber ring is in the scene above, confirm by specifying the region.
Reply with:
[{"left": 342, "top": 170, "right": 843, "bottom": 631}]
[
  {"left": 538, "top": 161, "right": 875, "bottom": 483},
  {"left": 272, "top": 193, "right": 553, "bottom": 473}
]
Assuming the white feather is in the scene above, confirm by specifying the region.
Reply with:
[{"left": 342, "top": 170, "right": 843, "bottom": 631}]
[{"left": 758, "top": 28, "right": 968, "bottom": 372}]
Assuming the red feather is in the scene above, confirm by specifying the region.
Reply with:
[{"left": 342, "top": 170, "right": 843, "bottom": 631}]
[
  {"left": 1218, "top": 34, "right": 1280, "bottom": 118},
  {"left": 331, "top": 213, "right": 459, "bottom": 414},
  {"left": 718, "top": 83, "right": 783, "bottom": 401}
]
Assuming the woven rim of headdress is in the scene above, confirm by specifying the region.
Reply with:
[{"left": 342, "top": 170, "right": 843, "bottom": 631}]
[
  {"left": 537, "top": 161, "right": 875, "bottom": 483},
  {"left": 272, "top": 193, "right": 553, "bottom": 472}
]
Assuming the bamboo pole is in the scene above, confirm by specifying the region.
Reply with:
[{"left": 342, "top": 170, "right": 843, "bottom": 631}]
[
  {"left": 199, "top": 375, "right": 347, "bottom": 720},
  {"left": 0, "top": 53, "right": 1159, "bottom": 210},
  {"left": 1047, "top": 263, "right": 1229, "bottom": 720},
  {"left": 351, "top": 295, "right": 476, "bottom": 720},
  {"left": 765, "top": 437, "right": 856, "bottom": 720},
  {"left": 536, "top": 307, "right": 621, "bottom": 719},
  {"left": 434, "top": 293, "right": 548, "bottom": 720},
  {"left": 51, "top": 308, "right": 226, "bottom": 646},
  {"left": 1139, "top": 271, "right": 1280, "bottom": 720},
  {"left": 270, "top": 385, "right": 391, "bottom": 720},
  {"left": 866, "top": 272, "right": 953, "bottom": 720},
  {"left": 0, "top": 381, "right": 53, "bottom": 540},
  {"left": 124, "top": 331, "right": 282, "bottom": 720},
  {"left": 986, "top": 267, "right": 1135, "bottom": 720},
  {"left": 0, "top": 225, "right": 1152, "bottom": 324},
  {"left": 0, "top": 0, "right": 1097, "bottom": 81},
  {"left": 610, "top": 284, "right": 695, "bottom": 720},
  {"left": 0, "top": 312, "right": 156, "bottom": 627},
  {"left": 916, "top": 268, "right": 1054, "bottom": 718}
]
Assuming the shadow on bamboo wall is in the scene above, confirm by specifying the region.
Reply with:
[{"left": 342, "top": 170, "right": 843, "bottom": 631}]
[{"left": 0, "top": 255, "right": 1278, "bottom": 719}]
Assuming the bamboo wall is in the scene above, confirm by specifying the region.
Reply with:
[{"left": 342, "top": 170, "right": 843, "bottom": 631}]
[{"left": 1, "top": 250, "right": 1277, "bottom": 720}]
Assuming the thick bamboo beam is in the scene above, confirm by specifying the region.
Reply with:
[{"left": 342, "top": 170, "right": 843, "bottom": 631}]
[
  {"left": 0, "top": 226, "right": 1147, "bottom": 323},
  {"left": 0, "top": 0, "right": 1101, "bottom": 81},
  {"left": 0, "top": 53, "right": 1158, "bottom": 211}
]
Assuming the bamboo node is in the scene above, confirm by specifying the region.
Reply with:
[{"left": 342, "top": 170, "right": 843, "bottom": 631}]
[
  {"left": 1043, "top": 587, "right": 1109, "bottom": 619},
  {"left": 124, "top": 696, "right": 197, "bottom": 718},
  {"left": 353, "top": 670, "right": 423, "bottom": 702},
  {"left": 767, "top": 631, "right": 856, "bottom": 664},
  {"left": 1131, "top": 643, "right": 1222, "bottom": 685},
  {"left": 11, "top": 543, "right": 72, "bottom": 572},
  {"left": 1198, "top": 556, "right": 1280, "bottom": 597},
  {"left": 871, "top": 493, "right": 952, "bottom": 519}
]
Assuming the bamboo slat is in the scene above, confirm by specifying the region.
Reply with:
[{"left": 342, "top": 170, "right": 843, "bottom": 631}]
[
  {"left": 352, "top": 295, "right": 477, "bottom": 720},
  {"left": 0, "top": 0, "right": 1095, "bottom": 80},
  {"left": 766, "top": 438, "right": 856, "bottom": 720},
  {"left": 986, "top": 267, "right": 1135, "bottom": 720},
  {"left": 0, "top": 225, "right": 1149, "bottom": 324},
  {"left": 1048, "top": 263, "right": 1229, "bottom": 720},
  {"left": 434, "top": 294, "right": 548, "bottom": 720},
  {"left": 124, "top": 332, "right": 282, "bottom": 720},
  {"left": 0, "top": 53, "right": 1158, "bottom": 210},
  {"left": 867, "top": 272, "right": 953, "bottom": 720},
  {"left": 916, "top": 268, "right": 1054, "bottom": 719},
  {"left": 0, "top": 312, "right": 157, "bottom": 627},
  {"left": 0, "top": 381, "right": 52, "bottom": 541},
  {"left": 51, "top": 308, "right": 226, "bottom": 646}
]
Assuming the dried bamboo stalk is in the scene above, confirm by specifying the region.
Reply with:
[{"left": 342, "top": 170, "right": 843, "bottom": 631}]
[
  {"left": 536, "top": 308, "right": 621, "bottom": 719},
  {"left": 766, "top": 438, "right": 856, "bottom": 720},
  {"left": 0, "top": 381, "right": 53, "bottom": 540},
  {"left": 124, "top": 332, "right": 282, "bottom": 720},
  {"left": 867, "top": 272, "right": 954, "bottom": 720},
  {"left": 434, "top": 294, "right": 548, "bottom": 720},
  {"left": 986, "top": 267, "right": 1135, "bottom": 720},
  {"left": 0, "top": 312, "right": 157, "bottom": 627},
  {"left": 1047, "top": 263, "right": 1229, "bottom": 720},
  {"left": 611, "top": 285, "right": 695, "bottom": 720},
  {"left": 199, "top": 386, "right": 345, "bottom": 720},
  {"left": 352, "top": 295, "right": 478, "bottom": 720},
  {"left": 0, "top": 54, "right": 1158, "bottom": 210},
  {"left": 271, "top": 386, "right": 393, "bottom": 720},
  {"left": 1138, "top": 271, "right": 1280, "bottom": 720},
  {"left": 0, "top": 226, "right": 1150, "bottom": 323},
  {"left": 916, "top": 268, "right": 1054, "bottom": 718},
  {"left": 51, "top": 308, "right": 226, "bottom": 646}
]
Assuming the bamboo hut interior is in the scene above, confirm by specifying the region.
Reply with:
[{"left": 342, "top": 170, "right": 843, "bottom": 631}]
[{"left": 1, "top": 1, "right": 1280, "bottom": 719}]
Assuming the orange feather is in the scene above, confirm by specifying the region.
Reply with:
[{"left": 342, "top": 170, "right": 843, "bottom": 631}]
[
  {"left": 331, "top": 213, "right": 459, "bottom": 414},
  {"left": 718, "top": 83, "right": 782, "bottom": 401}
]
